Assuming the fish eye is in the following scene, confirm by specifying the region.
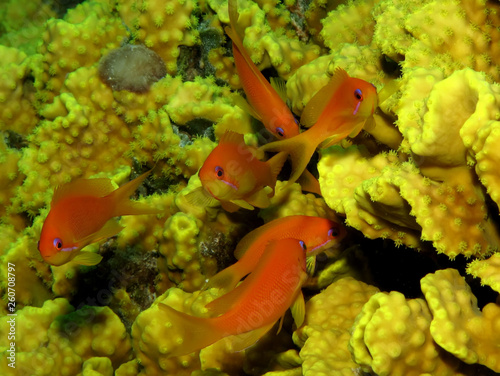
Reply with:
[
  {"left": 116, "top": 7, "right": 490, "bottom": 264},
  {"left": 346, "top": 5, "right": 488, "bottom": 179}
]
[
  {"left": 276, "top": 127, "right": 285, "bottom": 137},
  {"left": 328, "top": 228, "right": 340, "bottom": 238},
  {"left": 214, "top": 166, "right": 224, "bottom": 179},
  {"left": 354, "top": 88, "right": 363, "bottom": 101},
  {"left": 53, "top": 237, "right": 63, "bottom": 250},
  {"left": 299, "top": 240, "right": 307, "bottom": 250}
]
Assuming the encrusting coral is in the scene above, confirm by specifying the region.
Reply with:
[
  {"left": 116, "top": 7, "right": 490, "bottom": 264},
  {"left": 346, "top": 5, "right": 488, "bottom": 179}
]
[{"left": 3, "top": 0, "right": 500, "bottom": 375}]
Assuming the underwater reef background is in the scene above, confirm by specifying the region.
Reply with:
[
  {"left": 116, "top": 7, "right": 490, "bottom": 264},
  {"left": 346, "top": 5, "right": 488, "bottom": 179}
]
[{"left": 1, "top": 0, "right": 500, "bottom": 375}]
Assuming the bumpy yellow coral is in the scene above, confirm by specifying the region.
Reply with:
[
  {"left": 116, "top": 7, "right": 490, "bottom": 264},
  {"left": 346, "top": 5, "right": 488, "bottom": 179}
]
[
  {"left": 117, "top": 0, "right": 199, "bottom": 74},
  {"left": 214, "top": 0, "right": 321, "bottom": 80},
  {"left": 293, "top": 277, "right": 379, "bottom": 376},
  {"left": 260, "top": 181, "right": 336, "bottom": 222},
  {"left": 37, "top": 0, "right": 128, "bottom": 103},
  {"left": 0, "top": 137, "right": 23, "bottom": 221},
  {"left": 0, "top": 0, "right": 56, "bottom": 54},
  {"left": 131, "top": 288, "right": 221, "bottom": 375},
  {"left": 350, "top": 290, "right": 467, "bottom": 375},
  {"left": 0, "top": 46, "right": 38, "bottom": 135},
  {"left": 320, "top": 0, "right": 376, "bottom": 50},
  {"left": 373, "top": 0, "right": 500, "bottom": 80},
  {"left": 421, "top": 268, "right": 500, "bottom": 372},
  {"left": 467, "top": 253, "right": 500, "bottom": 293},
  {"left": 319, "top": 145, "right": 422, "bottom": 248}
]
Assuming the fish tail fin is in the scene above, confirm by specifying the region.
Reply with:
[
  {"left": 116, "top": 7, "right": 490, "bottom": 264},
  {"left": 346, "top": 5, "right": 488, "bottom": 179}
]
[
  {"left": 158, "top": 303, "right": 222, "bottom": 358},
  {"left": 109, "top": 170, "right": 161, "bottom": 216},
  {"left": 266, "top": 151, "right": 288, "bottom": 191},
  {"left": 227, "top": 0, "right": 241, "bottom": 40},
  {"left": 259, "top": 133, "right": 316, "bottom": 187}
]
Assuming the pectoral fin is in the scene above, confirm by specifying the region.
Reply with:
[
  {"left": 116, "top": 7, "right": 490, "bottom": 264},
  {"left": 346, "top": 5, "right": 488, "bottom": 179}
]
[
  {"left": 244, "top": 189, "right": 271, "bottom": 209},
  {"left": 230, "top": 322, "right": 275, "bottom": 352},
  {"left": 290, "top": 291, "right": 305, "bottom": 328},
  {"left": 76, "top": 220, "right": 124, "bottom": 247},
  {"left": 306, "top": 256, "right": 316, "bottom": 275},
  {"left": 227, "top": 199, "right": 254, "bottom": 211},
  {"left": 73, "top": 251, "right": 103, "bottom": 266},
  {"left": 221, "top": 200, "right": 245, "bottom": 212}
]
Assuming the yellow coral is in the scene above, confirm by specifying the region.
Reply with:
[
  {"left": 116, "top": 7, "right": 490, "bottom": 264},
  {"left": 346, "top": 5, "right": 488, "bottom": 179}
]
[
  {"left": 117, "top": 0, "right": 199, "bottom": 74},
  {"left": 350, "top": 290, "right": 467, "bottom": 375},
  {"left": 131, "top": 288, "right": 221, "bottom": 375},
  {"left": 421, "top": 268, "right": 500, "bottom": 372},
  {"left": 293, "top": 277, "right": 379, "bottom": 376},
  {"left": 38, "top": 0, "right": 128, "bottom": 103},
  {"left": 467, "top": 253, "right": 500, "bottom": 293},
  {"left": 373, "top": 0, "right": 500, "bottom": 80},
  {"left": 319, "top": 145, "right": 422, "bottom": 248},
  {"left": 0, "top": 46, "right": 38, "bottom": 135},
  {"left": 0, "top": 137, "right": 23, "bottom": 221},
  {"left": 260, "top": 181, "right": 337, "bottom": 222},
  {"left": 320, "top": 0, "right": 376, "bottom": 50}
]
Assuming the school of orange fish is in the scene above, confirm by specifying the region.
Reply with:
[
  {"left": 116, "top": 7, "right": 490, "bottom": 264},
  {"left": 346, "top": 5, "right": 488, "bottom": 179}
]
[{"left": 37, "top": 0, "right": 378, "bottom": 358}]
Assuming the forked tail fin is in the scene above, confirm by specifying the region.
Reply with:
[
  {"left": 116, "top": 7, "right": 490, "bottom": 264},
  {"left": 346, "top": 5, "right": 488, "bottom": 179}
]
[
  {"left": 259, "top": 131, "right": 317, "bottom": 187},
  {"left": 109, "top": 170, "right": 162, "bottom": 216},
  {"left": 266, "top": 151, "right": 288, "bottom": 192}
]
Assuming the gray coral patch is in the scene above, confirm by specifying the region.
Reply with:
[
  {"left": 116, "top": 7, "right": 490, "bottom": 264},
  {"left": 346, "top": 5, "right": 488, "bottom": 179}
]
[{"left": 98, "top": 44, "right": 167, "bottom": 93}]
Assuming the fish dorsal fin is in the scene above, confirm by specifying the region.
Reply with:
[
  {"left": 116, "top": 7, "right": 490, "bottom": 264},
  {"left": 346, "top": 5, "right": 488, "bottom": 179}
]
[
  {"left": 72, "top": 251, "right": 103, "bottom": 266},
  {"left": 290, "top": 290, "right": 305, "bottom": 328},
  {"left": 52, "top": 178, "right": 116, "bottom": 206},
  {"left": 300, "top": 68, "right": 349, "bottom": 128},
  {"left": 202, "top": 263, "right": 245, "bottom": 292},
  {"left": 219, "top": 130, "right": 246, "bottom": 146},
  {"left": 205, "top": 282, "right": 244, "bottom": 315},
  {"left": 270, "top": 77, "right": 288, "bottom": 103}
]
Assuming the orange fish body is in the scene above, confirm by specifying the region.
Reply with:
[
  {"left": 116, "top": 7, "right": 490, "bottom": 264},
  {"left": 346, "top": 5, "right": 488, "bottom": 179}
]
[
  {"left": 159, "top": 238, "right": 307, "bottom": 358},
  {"left": 259, "top": 68, "right": 378, "bottom": 186},
  {"left": 226, "top": 0, "right": 299, "bottom": 139},
  {"left": 198, "top": 131, "right": 287, "bottom": 212},
  {"left": 38, "top": 171, "right": 160, "bottom": 266},
  {"left": 204, "top": 215, "right": 346, "bottom": 294}
]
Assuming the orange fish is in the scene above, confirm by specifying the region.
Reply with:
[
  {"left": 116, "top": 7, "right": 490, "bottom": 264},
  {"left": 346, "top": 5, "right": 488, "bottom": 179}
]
[
  {"left": 38, "top": 171, "right": 161, "bottom": 266},
  {"left": 159, "top": 238, "right": 307, "bottom": 358},
  {"left": 226, "top": 0, "right": 299, "bottom": 139},
  {"left": 259, "top": 68, "right": 378, "bottom": 186},
  {"left": 204, "top": 215, "right": 346, "bottom": 294},
  {"left": 194, "top": 131, "right": 287, "bottom": 212}
]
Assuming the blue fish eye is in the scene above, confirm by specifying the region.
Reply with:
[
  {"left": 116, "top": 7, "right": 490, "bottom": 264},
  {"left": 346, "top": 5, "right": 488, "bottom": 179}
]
[
  {"left": 214, "top": 166, "right": 224, "bottom": 179},
  {"left": 354, "top": 88, "right": 363, "bottom": 101},
  {"left": 299, "top": 240, "right": 307, "bottom": 250},
  {"left": 276, "top": 127, "right": 285, "bottom": 137},
  {"left": 53, "top": 237, "right": 63, "bottom": 250},
  {"left": 328, "top": 228, "right": 340, "bottom": 238}
]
